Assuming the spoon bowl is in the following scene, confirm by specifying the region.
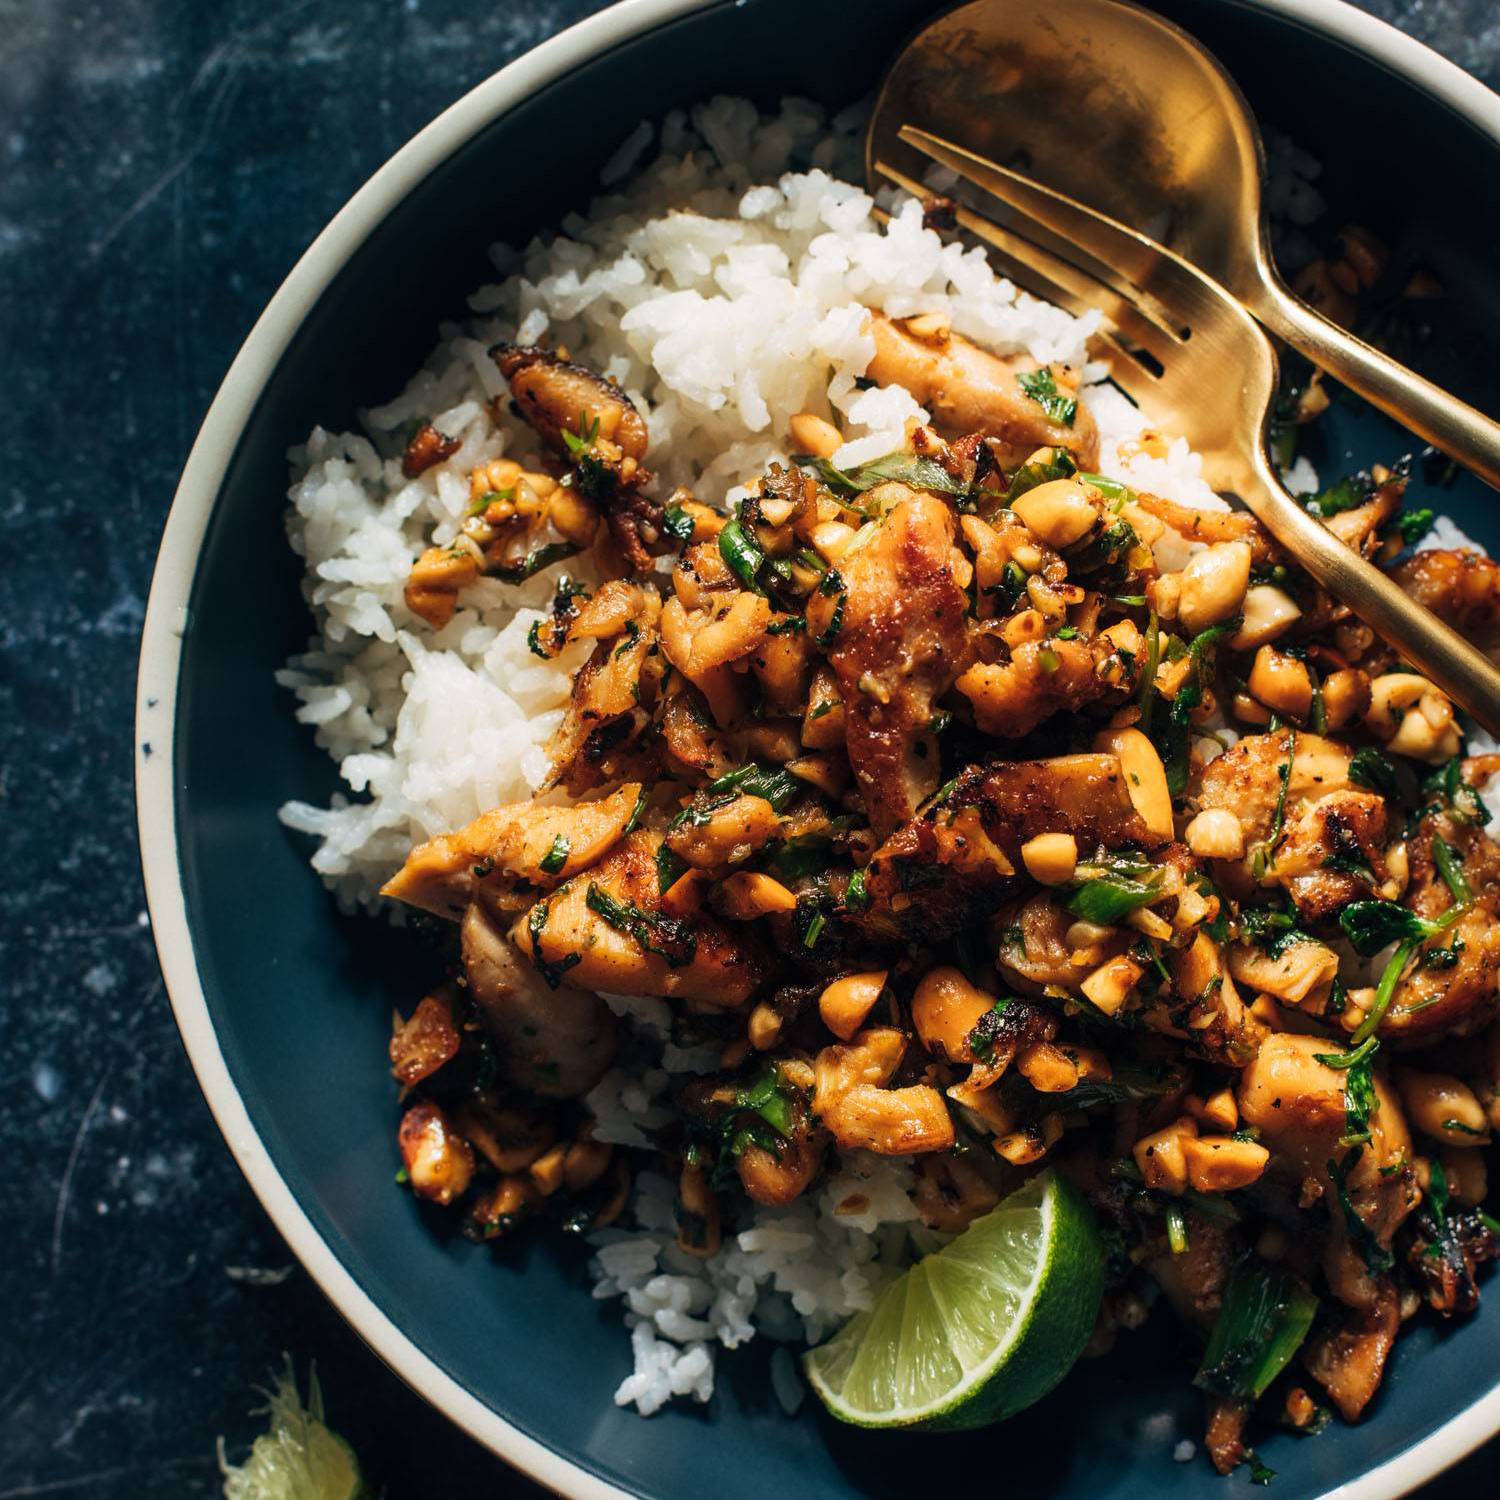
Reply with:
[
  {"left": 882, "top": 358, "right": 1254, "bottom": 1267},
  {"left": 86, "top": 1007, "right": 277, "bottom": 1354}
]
[{"left": 868, "top": 0, "right": 1500, "bottom": 486}]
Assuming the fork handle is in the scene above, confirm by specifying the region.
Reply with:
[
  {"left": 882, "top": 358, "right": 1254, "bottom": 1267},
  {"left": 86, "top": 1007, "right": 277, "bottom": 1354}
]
[
  {"left": 1251, "top": 275, "right": 1500, "bottom": 491},
  {"left": 1243, "top": 445, "right": 1500, "bottom": 738}
]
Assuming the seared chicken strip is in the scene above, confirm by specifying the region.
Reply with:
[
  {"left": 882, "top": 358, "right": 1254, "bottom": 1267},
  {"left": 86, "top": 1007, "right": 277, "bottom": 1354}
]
[
  {"left": 381, "top": 782, "right": 645, "bottom": 919},
  {"left": 513, "top": 831, "right": 769, "bottom": 1007},
  {"left": 865, "top": 312, "right": 1100, "bottom": 469},
  {"left": 858, "top": 752, "right": 1163, "bottom": 941},
  {"left": 809, "top": 489, "right": 969, "bottom": 836}
]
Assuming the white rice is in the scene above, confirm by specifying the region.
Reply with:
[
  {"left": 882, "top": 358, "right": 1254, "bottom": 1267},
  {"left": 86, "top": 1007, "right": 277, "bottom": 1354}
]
[{"left": 275, "top": 96, "right": 1489, "bottom": 1415}]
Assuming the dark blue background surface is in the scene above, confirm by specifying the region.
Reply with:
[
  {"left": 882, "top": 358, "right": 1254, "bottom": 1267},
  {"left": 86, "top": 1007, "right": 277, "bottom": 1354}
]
[{"left": 1, "top": 2, "right": 1497, "bottom": 1495}]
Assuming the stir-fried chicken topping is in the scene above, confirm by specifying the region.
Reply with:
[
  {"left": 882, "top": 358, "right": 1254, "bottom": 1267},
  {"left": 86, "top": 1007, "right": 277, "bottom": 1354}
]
[{"left": 378, "top": 334, "right": 1500, "bottom": 1469}]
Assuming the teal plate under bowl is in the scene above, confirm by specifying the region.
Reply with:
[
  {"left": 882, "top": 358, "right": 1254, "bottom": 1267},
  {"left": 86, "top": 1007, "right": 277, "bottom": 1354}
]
[{"left": 142, "top": 1, "right": 1500, "bottom": 1495}]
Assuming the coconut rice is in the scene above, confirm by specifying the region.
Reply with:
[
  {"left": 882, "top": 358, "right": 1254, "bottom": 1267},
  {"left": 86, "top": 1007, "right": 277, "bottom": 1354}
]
[{"left": 274, "top": 95, "right": 1490, "bottom": 1417}]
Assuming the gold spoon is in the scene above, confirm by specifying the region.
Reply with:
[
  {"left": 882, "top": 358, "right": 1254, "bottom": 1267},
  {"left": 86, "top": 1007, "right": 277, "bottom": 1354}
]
[{"left": 867, "top": 0, "right": 1500, "bottom": 489}]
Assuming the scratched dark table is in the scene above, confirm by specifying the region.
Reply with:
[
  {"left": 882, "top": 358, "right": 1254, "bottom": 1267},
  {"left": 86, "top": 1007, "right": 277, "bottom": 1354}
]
[{"left": 1, "top": 2, "right": 1497, "bottom": 1496}]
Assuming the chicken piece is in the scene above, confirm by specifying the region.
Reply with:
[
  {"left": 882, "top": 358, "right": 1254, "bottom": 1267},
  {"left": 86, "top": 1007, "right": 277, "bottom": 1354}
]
[
  {"left": 1381, "top": 807, "right": 1500, "bottom": 1042},
  {"left": 736, "top": 1133, "right": 826, "bottom": 1207},
  {"left": 547, "top": 605, "right": 664, "bottom": 793},
  {"left": 657, "top": 687, "right": 734, "bottom": 778},
  {"left": 1389, "top": 548, "right": 1500, "bottom": 659},
  {"left": 381, "top": 782, "right": 645, "bottom": 920},
  {"left": 512, "top": 831, "right": 768, "bottom": 1007},
  {"left": 994, "top": 892, "right": 1095, "bottom": 994},
  {"left": 1321, "top": 474, "right": 1403, "bottom": 556},
  {"left": 1159, "top": 928, "right": 1268, "bottom": 1066},
  {"left": 665, "top": 793, "right": 780, "bottom": 871},
  {"left": 1203, "top": 1399, "right": 1251, "bottom": 1477},
  {"left": 859, "top": 753, "right": 1163, "bottom": 941},
  {"left": 400, "top": 421, "right": 461, "bottom": 479},
  {"left": 1129, "top": 491, "right": 1274, "bottom": 564},
  {"left": 911, "top": 1152, "right": 1004, "bottom": 1232},
  {"left": 1148, "top": 1214, "right": 1238, "bottom": 1330},
  {"left": 389, "top": 988, "right": 461, "bottom": 1087},
  {"left": 462, "top": 902, "right": 619, "bottom": 1098},
  {"left": 1270, "top": 789, "right": 1389, "bottom": 923},
  {"left": 494, "top": 343, "right": 660, "bottom": 567},
  {"left": 1198, "top": 731, "right": 1354, "bottom": 847},
  {"left": 1401, "top": 1204, "right": 1500, "bottom": 1316},
  {"left": 865, "top": 312, "right": 1100, "bottom": 468},
  {"left": 1238, "top": 1033, "right": 1419, "bottom": 1303},
  {"left": 1302, "top": 1285, "right": 1400, "bottom": 1422},
  {"left": 812, "top": 1027, "right": 955, "bottom": 1155},
  {"left": 955, "top": 634, "right": 1134, "bottom": 739},
  {"left": 494, "top": 343, "right": 648, "bottom": 462},
  {"left": 1383, "top": 904, "right": 1500, "bottom": 1043},
  {"left": 812, "top": 490, "right": 970, "bottom": 835},
  {"left": 1197, "top": 730, "right": 1370, "bottom": 915}
]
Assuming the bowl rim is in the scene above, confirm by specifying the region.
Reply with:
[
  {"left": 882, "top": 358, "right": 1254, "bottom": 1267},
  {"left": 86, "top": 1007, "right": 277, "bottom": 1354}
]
[{"left": 136, "top": 1, "right": 1500, "bottom": 1496}]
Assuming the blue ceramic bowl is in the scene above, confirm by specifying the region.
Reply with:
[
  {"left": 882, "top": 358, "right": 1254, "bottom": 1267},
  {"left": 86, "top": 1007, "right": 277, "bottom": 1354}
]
[{"left": 137, "top": 2, "right": 1500, "bottom": 1495}]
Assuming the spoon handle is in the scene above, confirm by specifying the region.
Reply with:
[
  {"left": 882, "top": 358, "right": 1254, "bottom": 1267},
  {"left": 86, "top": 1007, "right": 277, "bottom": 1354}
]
[
  {"left": 1240, "top": 444, "right": 1500, "bottom": 738},
  {"left": 1252, "top": 274, "right": 1500, "bottom": 491}
]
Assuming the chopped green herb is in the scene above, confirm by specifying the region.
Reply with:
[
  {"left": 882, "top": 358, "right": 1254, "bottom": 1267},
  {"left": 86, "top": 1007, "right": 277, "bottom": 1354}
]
[
  {"left": 1314, "top": 1034, "right": 1380, "bottom": 1146},
  {"left": 766, "top": 615, "right": 806, "bottom": 636},
  {"left": 622, "top": 784, "right": 649, "bottom": 835},
  {"left": 1005, "top": 447, "right": 1077, "bottom": 501},
  {"left": 1397, "top": 508, "right": 1435, "bottom": 546},
  {"left": 1055, "top": 625, "right": 1079, "bottom": 641},
  {"left": 1328, "top": 1148, "right": 1394, "bottom": 1271},
  {"left": 769, "top": 835, "right": 832, "bottom": 882},
  {"left": 718, "top": 519, "right": 767, "bottom": 594},
  {"left": 527, "top": 899, "right": 583, "bottom": 989},
  {"left": 1165, "top": 1201, "right": 1189, "bottom": 1255},
  {"left": 816, "top": 585, "right": 847, "bottom": 648},
  {"left": 585, "top": 883, "right": 698, "bottom": 967},
  {"left": 844, "top": 868, "right": 870, "bottom": 912},
  {"left": 702, "top": 763, "right": 800, "bottom": 811},
  {"left": 803, "top": 911, "right": 827, "bottom": 948},
  {"left": 493, "top": 541, "right": 580, "bottom": 584},
  {"left": 656, "top": 843, "right": 689, "bottom": 895},
  {"left": 1421, "top": 757, "right": 1486, "bottom": 825},
  {"left": 1064, "top": 867, "right": 1160, "bottom": 925},
  {"left": 1077, "top": 472, "right": 1134, "bottom": 502},
  {"left": 560, "top": 411, "right": 602, "bottom": 456},
  {"left": 662, "top": 504, "right": 696, "bottom": 543},
  {"left": 467, "top": 486, "right": 514, "bottom": 517},
  {"left": 1016, "top": 367, "right": 1078, "bottom": 427},
  {"left": 796, "top": 449, "right": 966, "bottom": 498},
  {"left": 1303, "top": 471, "right": 1375, "bottom": 519},
  {"left": 1433, "top": 837, "right": 1472, "bottom": 906},
  {"left": 539, "top": 835, "right": 570, "bottom": 875},
  {"left": 1038, "top": 646, "right": 1059, "bottom": 674},
  {"left": 1137, "top": 610, "right": 1161, "bottom": 731}
]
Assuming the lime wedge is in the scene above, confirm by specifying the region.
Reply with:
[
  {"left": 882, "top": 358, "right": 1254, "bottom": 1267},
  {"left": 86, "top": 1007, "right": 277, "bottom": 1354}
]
[
  {"left": 221, "top": 1364, "right": 366, "bottom": 1500},
  {"left": 804, "top": 1169, "right": 1104, "bottom": 1430}
]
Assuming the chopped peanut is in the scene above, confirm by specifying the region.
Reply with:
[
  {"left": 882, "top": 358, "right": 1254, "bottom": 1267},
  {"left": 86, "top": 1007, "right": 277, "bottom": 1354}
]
[
  {"left": 1182, "top": 1135, "right": 1269, "bottom": 1192},
  {"left": 1133, "top": 1117, "right": 1197, "bottom": 1194}
]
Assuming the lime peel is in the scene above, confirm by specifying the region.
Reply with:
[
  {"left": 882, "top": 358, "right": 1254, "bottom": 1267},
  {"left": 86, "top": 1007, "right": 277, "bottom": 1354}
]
[{"left": 803, "top": 1169, "right": 1105, "bottom": 1430}]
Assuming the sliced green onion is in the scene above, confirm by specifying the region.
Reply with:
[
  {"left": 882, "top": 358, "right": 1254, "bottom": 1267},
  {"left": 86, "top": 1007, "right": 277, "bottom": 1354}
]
[{"left": 1194, "top": 1262, "right": 1319, "bottom": 1401}]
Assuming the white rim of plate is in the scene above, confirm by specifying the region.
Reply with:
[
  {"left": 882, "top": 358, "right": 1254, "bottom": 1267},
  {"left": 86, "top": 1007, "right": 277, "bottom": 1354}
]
[{"left": 135, "top": 1, "right": 1500, "bottom": 1496}]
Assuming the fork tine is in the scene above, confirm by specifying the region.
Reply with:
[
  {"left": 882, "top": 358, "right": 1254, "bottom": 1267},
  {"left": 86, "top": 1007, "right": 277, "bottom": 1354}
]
[
  {"left": 871, "top": 158, "right": 1170, "bottom": 375},
  {"left": 898, "top": 125, "right": 1190, "bottom": 342}
]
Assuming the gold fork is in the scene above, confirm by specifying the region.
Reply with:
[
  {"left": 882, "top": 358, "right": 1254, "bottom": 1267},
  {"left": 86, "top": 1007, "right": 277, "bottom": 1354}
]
[{"left": 872, "top": 125, "right": 1500, "bottom": 738}]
